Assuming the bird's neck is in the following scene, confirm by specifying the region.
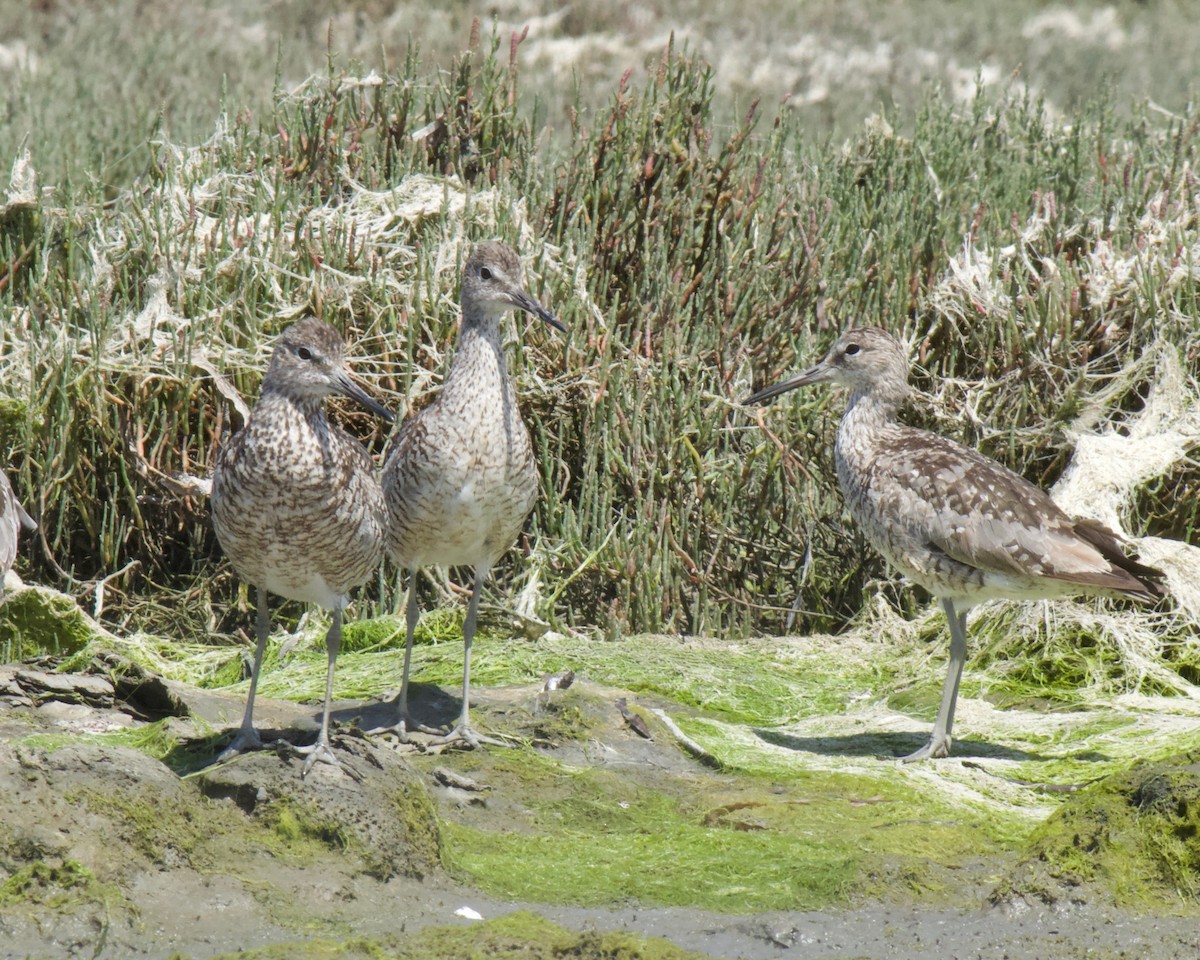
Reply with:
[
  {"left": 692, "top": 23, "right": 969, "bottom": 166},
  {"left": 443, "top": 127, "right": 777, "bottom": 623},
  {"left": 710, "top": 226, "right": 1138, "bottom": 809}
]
[
  {"left": 836, "top": 388, "right": 905, "bottom": 474},
  {"left": 443, "top": 317, "right": 512, "bottom": 397},
  {"left": 256, "top": 386, "right": 328, "bottom": 431},
  {"left": 843, "top": 388, "right": 901, "bottom": 430}
]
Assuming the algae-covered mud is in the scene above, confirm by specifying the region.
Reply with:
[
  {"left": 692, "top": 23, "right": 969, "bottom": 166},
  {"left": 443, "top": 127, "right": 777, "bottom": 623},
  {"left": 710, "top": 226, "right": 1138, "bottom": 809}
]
[{"left": 3, "top": 584, "right": 1200, "bottom": 959}]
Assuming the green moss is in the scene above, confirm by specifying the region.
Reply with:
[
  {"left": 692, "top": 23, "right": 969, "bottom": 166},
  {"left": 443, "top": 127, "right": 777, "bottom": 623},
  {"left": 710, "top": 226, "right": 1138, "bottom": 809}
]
[
  {"left": 259, "top": 799, "right": 351, "bottom": 857},
  {"left": 73, "top": 787, "right": 212, "bottom": 871},
  {"left": 253, "top": 787, "right": 440, "bottom": 882},
  {"left": 206, "top": 654, "right": 251, "bottom": 689},
  {"left": 0, "top": 859, "right": 122, "bottom": 912},
  {"left": 340, "top": 615, "right": 407, "bottom": 654},
  {"left": 20, "top": 718, "right": 183, "bottom": 760},
  {"left": 0, "top": 587, "right": 107, "bottom": 661},
  {"left": 267, "top": 804, "right": 308, "bottom": 845},
  {"left": 998, "top": 749, "right": 1200, "bottom": 909},
  {"left": 204, "top": 912, "right": 716, "bottom": 960},
  {"left": 524, "top": 689, "right": 604, "bottom": 743},
  {"left": 18, "top": 719, "right": 224, "bottom": 778},
  {"left": 59, "top": 630, "right": 242, "bottom": 690},
  {"left": 207, "top": 937, "right": 397, "bottom": 960},
  {"left": 368, "top": 633, "right": 889, "bottom": 729},
  {"left": 435, "top": 744, "right": 1004, "bottom": 912},
  {"left": 341, "top": 609, "right": 468, "bottom": 655},
  {"left": 1, "top": 859, "right": 91, "bottom": 905},
  {"left": 971, "top": 611, "right": 1181, "bottom": 704},
  {"left": 70, "top": 766, "right": 431, "bottom": 891},
  {"left": 390, "top": 780, "right": 443, "bottom": 873}
]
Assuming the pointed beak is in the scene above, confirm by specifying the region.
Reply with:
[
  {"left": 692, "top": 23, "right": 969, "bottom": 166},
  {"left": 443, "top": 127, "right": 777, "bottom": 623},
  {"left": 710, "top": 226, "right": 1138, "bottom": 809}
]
[
  {"left": 507, "top": 288, "right": 566, "bottom": 333},
  {"left": 742, "top": 360, "right": 832, "bottom": 406},
  {"left": 332, "top": 369, "right": 395, "bottom": 423}
]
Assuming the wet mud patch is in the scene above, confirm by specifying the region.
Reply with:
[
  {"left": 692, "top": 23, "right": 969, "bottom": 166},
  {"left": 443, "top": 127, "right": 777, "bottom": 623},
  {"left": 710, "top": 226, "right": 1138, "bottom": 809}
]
[
  {"left": 195, "top": 738, "right": 441, "bottom": 881},
  {"left": 199, "top": 910, "right": 711, "bottom": 960},
  {"left": 0, "top": 667, "right": 443, "bottom": 957}
]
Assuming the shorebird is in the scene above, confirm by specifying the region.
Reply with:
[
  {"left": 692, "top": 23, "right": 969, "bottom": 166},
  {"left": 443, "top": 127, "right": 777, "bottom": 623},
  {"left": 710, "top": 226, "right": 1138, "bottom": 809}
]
[
  {"left": 744, "top": 327, "right": 1165, "bottom": 761},
  {"left": 211, "top": 317, "right": 392, "bottom": 775},
  {"left": 0, "top": 471, "right": 36, "bottom": 597},
  {"left": 371, "top": 240, "right": 563, "bottom": 748}
]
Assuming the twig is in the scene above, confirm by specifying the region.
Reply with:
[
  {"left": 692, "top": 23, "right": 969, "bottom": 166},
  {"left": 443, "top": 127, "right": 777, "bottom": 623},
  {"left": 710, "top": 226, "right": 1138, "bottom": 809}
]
[
  {"left": 77, "top": 560, "right": 142, "bottom": 619},
  {"left": 961, "top": 760, "right": 1097, "bottom": 793},
  {"left": 650, "top": 708, "right": 721, "bottom": 769}
]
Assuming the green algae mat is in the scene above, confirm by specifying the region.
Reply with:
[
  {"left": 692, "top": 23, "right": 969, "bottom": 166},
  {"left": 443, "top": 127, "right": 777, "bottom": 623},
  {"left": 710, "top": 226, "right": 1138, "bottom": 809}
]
[{"left": 8, "top": 580, "right": 1200, "bottom": 920}]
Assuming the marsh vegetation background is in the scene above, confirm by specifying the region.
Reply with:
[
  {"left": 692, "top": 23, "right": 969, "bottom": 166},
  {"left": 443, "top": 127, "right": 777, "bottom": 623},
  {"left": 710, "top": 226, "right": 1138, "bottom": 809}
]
[
  {"left": 2, "top": 2, "right": 1200, "bottom": 958},
  {"left": 2, "top": 0, "right": 1198, "bottom": 643}
]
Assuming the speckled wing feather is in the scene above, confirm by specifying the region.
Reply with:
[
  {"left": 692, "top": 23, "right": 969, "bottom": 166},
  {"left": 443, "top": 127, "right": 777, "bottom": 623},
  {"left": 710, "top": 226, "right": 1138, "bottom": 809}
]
[
  {"left": 862, "top": 426, "right": 1150, "bottom": 596},
  {"left": 212, "top": 400, "right": 386, "bottom": 604}
]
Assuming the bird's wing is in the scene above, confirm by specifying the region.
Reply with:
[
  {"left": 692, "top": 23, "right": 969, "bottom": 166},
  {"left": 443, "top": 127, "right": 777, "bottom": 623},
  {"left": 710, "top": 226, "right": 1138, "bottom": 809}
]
[
  {"left": 871, "top": 429, "right": 1130, "bottom": 586},
  {"left": 0, "top": 472, "right": 21, "bottom": 573},
  {"left": 383, "top": 405, "right": 429, "bottom": 468}
]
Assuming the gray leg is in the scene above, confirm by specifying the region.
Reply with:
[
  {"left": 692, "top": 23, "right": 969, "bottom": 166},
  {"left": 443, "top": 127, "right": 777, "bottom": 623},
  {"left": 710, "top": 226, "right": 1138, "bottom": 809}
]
[
  {"left": 899, "top": 598, "right": 968, "bottom": 762},
  {"left": 430, "top": 564, "right": 509, "bottom": 750},
  {"left": 363, "top": 568, "right": 440, "bottom": 737},
  {"left": 217, "top": 586, "right": 270, "bottom": 761},
  {"left": 458, "top": 563, "right": 484, "bottom": 732},
  {"left": 397, "top": 567, "right": 419, "bottom": 722},
  {"left": 297, "top": 608, "right": 343, "bottom": 776}
]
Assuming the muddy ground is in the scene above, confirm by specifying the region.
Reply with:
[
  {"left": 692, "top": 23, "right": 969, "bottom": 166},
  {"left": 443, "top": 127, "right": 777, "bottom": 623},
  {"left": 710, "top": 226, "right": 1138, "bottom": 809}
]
[{"left": 2, "top": 656, "right": 1200, "bottom": 960}]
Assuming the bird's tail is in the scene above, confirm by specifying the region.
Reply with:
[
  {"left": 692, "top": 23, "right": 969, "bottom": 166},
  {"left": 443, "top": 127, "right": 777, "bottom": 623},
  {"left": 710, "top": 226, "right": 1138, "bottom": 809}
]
[{"left": 1073, "top": 518, "right": 1167, "bottom": 600}]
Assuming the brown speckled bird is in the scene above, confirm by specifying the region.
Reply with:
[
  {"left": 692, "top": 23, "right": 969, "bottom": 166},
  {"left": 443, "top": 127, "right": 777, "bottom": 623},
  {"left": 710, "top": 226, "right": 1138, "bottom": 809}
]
[
  {"left": 211, "top": 317, "right": 392, "bottom": 775},
  {"left": 373, "top": 241, "right": 564, "bottom": 748},
  {"left": 744, "top": 327, "right": 1164, "bottom": 761},
  {"left": 0, "top": 470, "right": 35, "bottom": 598}
]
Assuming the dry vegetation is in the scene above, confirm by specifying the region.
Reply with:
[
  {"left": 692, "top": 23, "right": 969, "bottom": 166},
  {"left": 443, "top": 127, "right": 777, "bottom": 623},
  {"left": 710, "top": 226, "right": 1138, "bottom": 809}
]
[{"left": 2, "top": 4, "right": 1198, "bottom": 645}]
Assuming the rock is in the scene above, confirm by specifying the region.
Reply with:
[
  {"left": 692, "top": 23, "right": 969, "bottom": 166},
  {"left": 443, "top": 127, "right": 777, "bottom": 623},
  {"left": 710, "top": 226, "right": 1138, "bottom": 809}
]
[
  {"left": 196, "top": 734, "right": 441, "bottom": 881},
  {"left": 14, "top": 668, "right": 115, "bottom": 707}
]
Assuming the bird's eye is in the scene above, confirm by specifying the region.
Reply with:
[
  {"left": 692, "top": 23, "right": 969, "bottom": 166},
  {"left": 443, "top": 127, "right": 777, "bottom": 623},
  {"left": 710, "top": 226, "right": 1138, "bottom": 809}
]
[
  {"left": 297, "top": 346, "right": 314, "bottom": 361},
  {"left": 479, "top": 266, "right": 493, "bottom": 280},
  {"left": 844, "top": 343, "right": 861, "bottom": 356}
]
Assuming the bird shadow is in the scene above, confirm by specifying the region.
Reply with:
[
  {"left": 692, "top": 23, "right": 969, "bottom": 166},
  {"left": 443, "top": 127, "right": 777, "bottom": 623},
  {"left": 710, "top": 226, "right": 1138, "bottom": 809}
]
[
  {"left": 179, "top": 684, "right": 466, "bottom": 771},
  {"left": 753, "top": 727, "right": 1111, "bottom": 765},
  {"left": 330, "top": 682, "right": 463, "bottom": 734}
]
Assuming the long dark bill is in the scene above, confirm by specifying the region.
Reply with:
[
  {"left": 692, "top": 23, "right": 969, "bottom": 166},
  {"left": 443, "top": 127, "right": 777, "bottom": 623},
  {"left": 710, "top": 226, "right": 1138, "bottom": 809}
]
[
  {"left": 742, "top": 363, "right": 826, "bottom": 407},
  {"left": 333, "top": 371, "right": 395, "bottom": 423},
  {"left": 509, "top": 289, "right": 566, "bottom": 333}
]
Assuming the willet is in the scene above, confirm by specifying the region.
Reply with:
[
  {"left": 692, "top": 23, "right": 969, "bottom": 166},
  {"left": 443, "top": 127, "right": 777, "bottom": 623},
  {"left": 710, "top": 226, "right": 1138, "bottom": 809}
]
[
  {"left": 744, "top": 327, "right": 1165, "bottom": 761},
  {"left": 372, "top": 240, "right": 563, "bottom": 748},
  {"left": 211, "top": 317, "right": 393, "bottom": 775},
  {"left": 0, "top": 471, "right": 36, "bottom": 597}
]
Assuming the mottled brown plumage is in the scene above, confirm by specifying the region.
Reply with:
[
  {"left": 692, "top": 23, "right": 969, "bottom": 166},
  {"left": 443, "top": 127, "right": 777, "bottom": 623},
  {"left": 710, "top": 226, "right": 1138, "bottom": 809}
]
[
  {"left": 375, "top": 241, "right": 563, "bottom": 747},
  {"left": 211, "top": 316, "right": 393, "bottom": 774},
  {"left": 745, "top": 327, "right": 1164, "bottom": 760}
]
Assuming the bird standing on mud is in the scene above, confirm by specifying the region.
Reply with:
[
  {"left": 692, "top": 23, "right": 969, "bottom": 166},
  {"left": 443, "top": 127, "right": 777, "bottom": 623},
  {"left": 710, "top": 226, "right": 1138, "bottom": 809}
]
[
  {"left": 371, "top": 241, "right": 564, "bottom": 749},
  {"left": 744, "top": 327, "right": 1165, "bottom": 760},
  {"left": 211, "top": 317, "right": 393, "bottom": 775}
]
